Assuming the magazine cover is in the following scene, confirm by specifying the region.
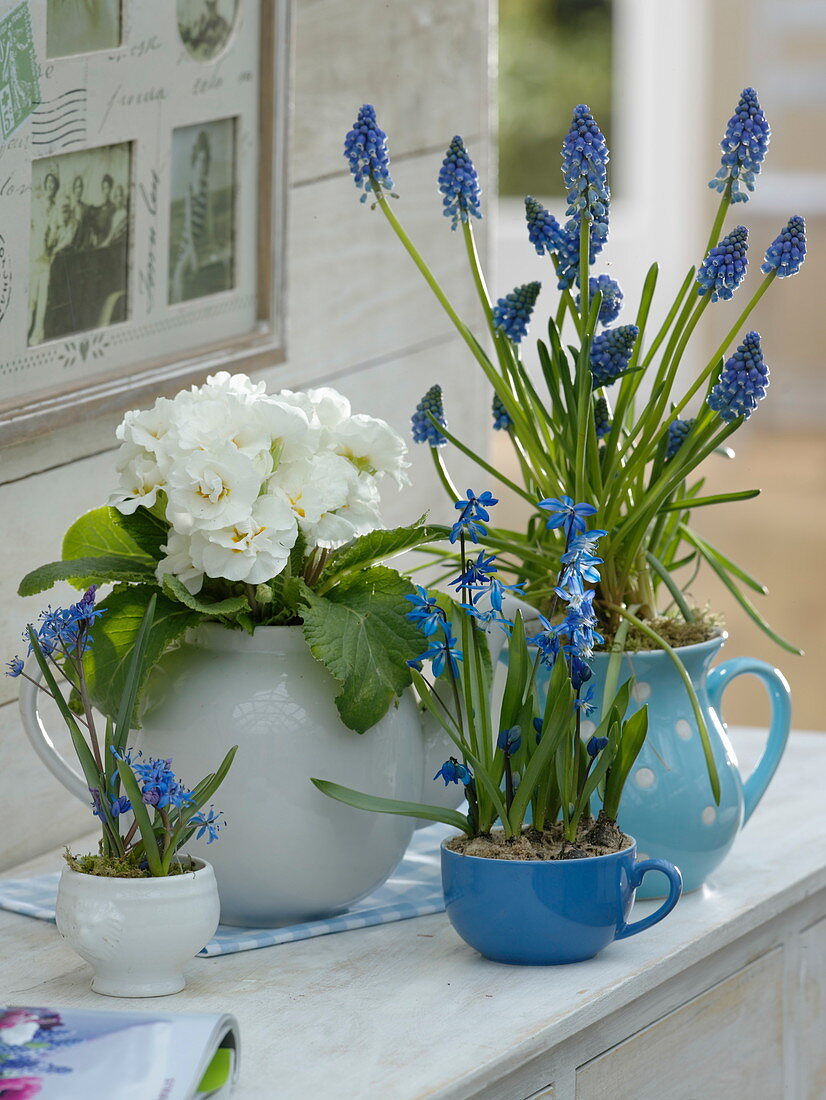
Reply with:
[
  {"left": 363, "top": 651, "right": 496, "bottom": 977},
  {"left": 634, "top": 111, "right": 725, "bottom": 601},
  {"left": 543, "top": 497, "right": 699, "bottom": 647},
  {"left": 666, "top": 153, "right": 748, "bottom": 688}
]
[{"left": 0, "top": 1006, "right": 239, "bottom": 1099}]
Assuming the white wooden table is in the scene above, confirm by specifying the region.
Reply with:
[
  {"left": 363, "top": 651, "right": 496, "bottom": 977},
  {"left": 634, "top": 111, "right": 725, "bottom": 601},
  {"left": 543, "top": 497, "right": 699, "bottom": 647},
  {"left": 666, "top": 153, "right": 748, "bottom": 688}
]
[{"left": 1, "top": 728, "right": 825, "bottom": 1100}]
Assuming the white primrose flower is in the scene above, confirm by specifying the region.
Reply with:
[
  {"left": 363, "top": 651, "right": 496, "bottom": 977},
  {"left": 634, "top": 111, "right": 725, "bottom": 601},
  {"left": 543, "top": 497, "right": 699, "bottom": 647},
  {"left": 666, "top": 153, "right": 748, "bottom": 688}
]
[
  {"left": 156, "top": 528, "right": 205, "bottom": 595},
  {"left": 168, "top": 391, "right": 276, "bottom": 478},
  {"left": 116, "top": 397, "right": 176, "bottom": 456},
  {"left": 188, "top": 491, "right": 299, "bottom": 584},
  {"left": 165, "top": 444, "right": 264, "bottom": 531},
  {"left": 313, "top": 474, "right": 384, "bottom": 549},
  {"left": 330, "top": 413, "right": 410, "bottom": 487},
  {"left": 108, "top": 442, "right": 165, "bottom": 514},
  {"left": 306, "top": 386, "right": 352, "bottom": 428},
  {"left": 274, "top": 452, "right": 355, "bottom": 537},
  {"left": 204, "top": 370, "right": 268, "bottom": 402}
]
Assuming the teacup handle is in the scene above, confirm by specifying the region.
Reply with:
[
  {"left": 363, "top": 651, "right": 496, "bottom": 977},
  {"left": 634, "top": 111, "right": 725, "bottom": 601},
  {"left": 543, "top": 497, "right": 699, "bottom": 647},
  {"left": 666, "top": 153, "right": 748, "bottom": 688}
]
[
  {"left": 615, "top": 858, "right": 683, "bottom": 939},
  {"left": 706, "top": 657, "right": 791, "bottom": 823},
  {"left": 18, "top": 660, "right": 90, "bottom": 804}
]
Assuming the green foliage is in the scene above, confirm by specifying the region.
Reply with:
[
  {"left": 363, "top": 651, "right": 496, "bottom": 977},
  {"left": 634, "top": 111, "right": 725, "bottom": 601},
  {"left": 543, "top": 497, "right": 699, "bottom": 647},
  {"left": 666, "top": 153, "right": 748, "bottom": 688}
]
[
  {"left": 299, "top": 567, "right": 424, "bottom": 733},
  {"left": 83, "top": 585, "right": 198, "bottom": 726},
  {"left": 19, "top": 556, "right": 157, "bottom": 597}
]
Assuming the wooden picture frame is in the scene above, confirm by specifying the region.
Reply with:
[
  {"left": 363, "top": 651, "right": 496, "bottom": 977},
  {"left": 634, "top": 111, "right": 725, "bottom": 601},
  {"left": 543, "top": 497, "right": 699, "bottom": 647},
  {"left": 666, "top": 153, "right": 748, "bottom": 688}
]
[{"left": 0, "top": 0, "right": 290, "bottom": 447}]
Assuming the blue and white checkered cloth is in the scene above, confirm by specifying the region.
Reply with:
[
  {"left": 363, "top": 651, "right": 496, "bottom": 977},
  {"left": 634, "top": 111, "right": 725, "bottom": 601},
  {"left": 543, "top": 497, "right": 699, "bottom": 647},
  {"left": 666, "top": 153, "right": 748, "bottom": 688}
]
[{"left": 0, "top": 823, "right": 451, "bottom": 956}]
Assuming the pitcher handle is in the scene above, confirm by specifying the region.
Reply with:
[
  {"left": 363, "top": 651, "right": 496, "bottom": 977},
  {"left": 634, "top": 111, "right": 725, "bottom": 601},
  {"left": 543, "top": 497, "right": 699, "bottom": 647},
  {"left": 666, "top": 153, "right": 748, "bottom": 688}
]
[
  {"left": 706, "top": 658, "right": 791, "bottom": 824},
  {"left": 18, "top": 661, "right": 90, "bottom": 804},
  {"left": 615, "top": 858, "right": 683, "bottom": 939}
]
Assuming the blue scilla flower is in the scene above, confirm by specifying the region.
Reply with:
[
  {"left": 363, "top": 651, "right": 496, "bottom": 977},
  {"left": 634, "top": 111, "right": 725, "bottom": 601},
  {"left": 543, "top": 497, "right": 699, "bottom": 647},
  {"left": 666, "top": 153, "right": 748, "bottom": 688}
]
[
  {"left": 697, "top": 225, "right": 749, "bottom": 302},
  {"left": 594, "top": 397, "right": 611, "bottom": 439},
  {"left": 707, "top": 331, "right": 769, "bottom": 422},
  {"left": 487, "top": 576, "right": 524, "bottom": 613},
  {"left": 590, "top": 324, "right": 639, "bottom": 389},
  {"left": 131, "top": 755, "right": 194, "bottom": 810},
  {"left": 709, "top": 88, "right": 770, "bottom": 204},
  {"left": 530, "top": 617, "right": 561, "bottom": 671},
  {"left": 411, "top": 384, "right": 447, "bottom": 447},
  {"left": 539, "top": 496, "right": 597, "bottom": 542},
  {"left": 524, "top": 196, "right": 565, "bottom": 256},
  {"left": 577, "top": 274, "right": 623, "bottom": 326},
  {"left": 409, "top": 622, "right": 463, "bottom": 678},
  {"left": 497, "top": 726, "right": 522, "bottom": 756},
  {"left": 587, "top": 734, "right": 608, "bottom": 758},
  {"left": 450, "top": 489, "right": 498, "bottom": 544},
  {"left": 405, "top": 586, "right": 445, "bottom": 636},
  {"left": 5, "top": 656, "right": 23, "bottom": 677},
  {"left": 492, "top": 281, "right": 541, "bottom": 345},
  {"left": 561, "top": 103, "right": 610, "bottom": 223},
  {"left": 189, "top": 806, "right": 224, "bottom": 844},
  {"left": 452, "top": 550, "right": 498, "bottom": 595},
  {"left": 492, "top": 392, "right": 512, "bottom": 431},
  {"left": 434, "top": 757, "right": 473, "bottom": 786},
  {"left": 762, "top": 215, "right": 806, "bottom": 278},
  {"left": 439, "top": 136, "right": 482, "bottom": 229},
  {"left": 344, "top": 104, "right": 394, "bottom": 202},
  {"left": 570, "top": 655, "right": 593, "bottom": 691},
  {"left": 575, "top": 686, "right": 596, "bottom": 716},
  {"left": 461, "top": 602, "right": 513, "bottom": 634},
  {"left": 666, "top": 418, "right": 695, "bottom": 460}
]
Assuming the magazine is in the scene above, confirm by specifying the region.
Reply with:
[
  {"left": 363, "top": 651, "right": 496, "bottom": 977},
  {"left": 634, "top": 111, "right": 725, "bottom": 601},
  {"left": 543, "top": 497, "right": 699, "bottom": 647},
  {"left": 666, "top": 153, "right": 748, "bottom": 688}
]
[{"left": 0, "top": 1005, "right": 239, "bottom": 1098}]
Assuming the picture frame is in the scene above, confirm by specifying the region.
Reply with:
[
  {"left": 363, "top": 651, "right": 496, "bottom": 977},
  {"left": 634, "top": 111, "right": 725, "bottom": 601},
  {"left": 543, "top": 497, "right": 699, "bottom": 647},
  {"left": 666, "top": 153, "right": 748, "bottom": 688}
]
[{"left": 0, "top": 0, "right": 290, "bottom": 447}]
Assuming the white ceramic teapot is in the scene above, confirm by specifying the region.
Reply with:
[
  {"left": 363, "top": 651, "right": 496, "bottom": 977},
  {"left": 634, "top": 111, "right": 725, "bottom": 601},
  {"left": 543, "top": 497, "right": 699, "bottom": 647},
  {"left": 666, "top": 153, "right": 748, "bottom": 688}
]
[{"left": 20, "top": 622, "right": 462, "bottom": 927}]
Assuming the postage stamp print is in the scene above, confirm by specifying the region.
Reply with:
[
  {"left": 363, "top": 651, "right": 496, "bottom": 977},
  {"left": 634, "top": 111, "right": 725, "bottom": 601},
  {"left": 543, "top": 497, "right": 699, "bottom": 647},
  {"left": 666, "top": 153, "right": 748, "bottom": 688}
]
[{"left": 0, "top": 2, "right": 39, "bottom": 142}]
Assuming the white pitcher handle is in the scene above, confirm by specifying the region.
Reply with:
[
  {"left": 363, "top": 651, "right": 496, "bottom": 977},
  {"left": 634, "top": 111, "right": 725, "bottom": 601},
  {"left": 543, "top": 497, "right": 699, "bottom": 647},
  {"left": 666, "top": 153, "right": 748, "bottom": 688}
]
[
  {"left": 486, "top": 591, "right": 542, "bottom": 665},
  {"left": 18, "top": 662, "right": 91, "bottom": 803}
]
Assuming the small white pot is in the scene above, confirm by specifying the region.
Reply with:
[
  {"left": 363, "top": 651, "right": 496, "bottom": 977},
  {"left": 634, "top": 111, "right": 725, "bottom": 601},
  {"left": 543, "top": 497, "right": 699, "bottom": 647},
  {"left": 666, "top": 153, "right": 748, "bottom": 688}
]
[{"left": 55, "top": 858, "right": 219, "bottom": 997}]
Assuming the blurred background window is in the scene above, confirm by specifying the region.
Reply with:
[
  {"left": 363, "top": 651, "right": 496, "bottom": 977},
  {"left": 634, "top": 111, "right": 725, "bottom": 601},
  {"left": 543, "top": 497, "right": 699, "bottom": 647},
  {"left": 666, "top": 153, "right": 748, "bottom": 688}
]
[{"left": 498, "top": 0, "right": 613, "bottom": 199}]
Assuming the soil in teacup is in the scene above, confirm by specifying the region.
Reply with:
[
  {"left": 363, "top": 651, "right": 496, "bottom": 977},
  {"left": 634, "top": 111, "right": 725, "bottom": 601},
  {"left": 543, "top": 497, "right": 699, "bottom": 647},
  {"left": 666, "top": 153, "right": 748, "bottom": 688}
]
[
  {"left": 64, "top": 850, "right": 197, "bottom": 878},
  {"left": 447, "top": 813, "right": 631, "bottom": 861},
  {"left": 598, "top": 610, "right": 723, "bottom": 652}
]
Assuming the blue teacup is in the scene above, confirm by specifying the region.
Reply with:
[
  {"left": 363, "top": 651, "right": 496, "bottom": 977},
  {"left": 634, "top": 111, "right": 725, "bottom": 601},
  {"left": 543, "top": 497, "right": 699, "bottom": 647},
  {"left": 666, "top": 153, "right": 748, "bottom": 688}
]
[{"left": 441, "top": 838, "right": 682, "bottom": 965}]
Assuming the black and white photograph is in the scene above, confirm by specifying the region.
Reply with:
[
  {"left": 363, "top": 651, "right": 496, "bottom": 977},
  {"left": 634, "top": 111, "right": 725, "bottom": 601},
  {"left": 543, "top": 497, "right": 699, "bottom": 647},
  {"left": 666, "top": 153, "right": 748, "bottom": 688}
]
[
  {"left": 28, "top": 142, "right": 131, "bottom": 344},
  {"left": 46, "top": 0, "right": 122, "bottom": 59},
  {"left": 169, "top": 117, "right": 235, "bottom": 305},
  {"left": 177, "top": 0, "right": 238, "bottom": 62}
]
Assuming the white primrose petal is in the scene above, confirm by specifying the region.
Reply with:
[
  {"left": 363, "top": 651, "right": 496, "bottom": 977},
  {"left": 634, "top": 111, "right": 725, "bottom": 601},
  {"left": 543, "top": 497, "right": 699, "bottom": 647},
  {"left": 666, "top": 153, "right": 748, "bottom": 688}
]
[
  {"left": 274, "top": 452, "right": 355, "bottom": 525},
  {"left": 188, "top": 491, "right": 299, "bottom": 584},
  {"left": 107, "top": 442, "right": 165, "bottom": 514},
  {"left": 331, "top": 413, "right": 410, "bottom": 487},
  {"left": 306, "top": 386, "right": 352, "bottom": 429},
  {"left": 204, "top": 370, "right": 267, "bottom": 402},
  {"left": 116, "top": 397, "right": 176, "bottom": 454},
  {"left": 313, "top": 475, "right": 384, "bottom": 549},
  {"left": 155, "top": 529, "right": 204, "bottom": 594},
  {"left": 256, "top": 396, "right": 317, "bottom": 465},
  {"left": 165, "top": 445, "right": 264, "bottom": 531}
]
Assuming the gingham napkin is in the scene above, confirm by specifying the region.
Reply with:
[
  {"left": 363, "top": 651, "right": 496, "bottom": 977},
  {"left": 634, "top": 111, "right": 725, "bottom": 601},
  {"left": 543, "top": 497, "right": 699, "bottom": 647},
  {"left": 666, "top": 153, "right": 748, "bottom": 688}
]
[{"left": 0, "top": 822, "right": 451, "bottom": 956}]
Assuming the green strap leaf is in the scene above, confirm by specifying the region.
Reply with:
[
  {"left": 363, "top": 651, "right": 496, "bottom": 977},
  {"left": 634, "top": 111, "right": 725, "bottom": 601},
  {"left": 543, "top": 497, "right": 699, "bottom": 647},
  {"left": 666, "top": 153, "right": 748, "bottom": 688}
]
[
  {"left": 116, "top": 760, "right": 163, "bottom": 875},
  {"left": 311, "top": 778, "right": 470, "bottom": 834}
]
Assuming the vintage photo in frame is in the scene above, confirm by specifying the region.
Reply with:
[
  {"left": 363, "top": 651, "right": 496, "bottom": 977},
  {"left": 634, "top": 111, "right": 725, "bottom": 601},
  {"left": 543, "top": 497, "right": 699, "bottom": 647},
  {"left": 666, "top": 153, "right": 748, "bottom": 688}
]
[{"left": 0, "top": 0, "right": 289, "bottom": 446}]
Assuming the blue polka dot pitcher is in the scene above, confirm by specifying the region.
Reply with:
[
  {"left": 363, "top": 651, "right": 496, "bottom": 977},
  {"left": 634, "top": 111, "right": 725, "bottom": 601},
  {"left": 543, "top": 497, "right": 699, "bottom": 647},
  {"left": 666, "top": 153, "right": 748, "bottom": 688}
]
[{"left": 493, "top": 615, "right": 791, "bottom": 897}]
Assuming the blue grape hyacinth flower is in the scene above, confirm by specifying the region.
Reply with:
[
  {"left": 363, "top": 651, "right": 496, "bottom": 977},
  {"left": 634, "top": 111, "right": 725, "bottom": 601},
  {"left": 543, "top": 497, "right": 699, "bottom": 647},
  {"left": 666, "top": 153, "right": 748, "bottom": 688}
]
[
  {"left": 524, "top": 196, "right": 564, "bottom": 256},
  {"left": 762, "top": 215, "right": 806, "bottom": 278},
  {"left": 344, "top": 104, "right": 394, "bottom": 202},
  {"left": 697, "top": 225, "right": 749, "bottom": 302},
  {"left": 439, "top": 136, "right": 482, "bottom": 230},
  {"left": 593, "top": 397, "right": 611, "bottom": 439},
  {"left": 497, "top": 726, "right": 522, "bottom": 756},
  {"left": 590, "top": 324, "right": 639, "bottom": 388},
  {"left": 492, "top": 392, "right": 512, "bottom": 431},
  {"left": 709, "top": 88, "right": 771, "bottom": 204},
  {"left": 666, "top": 418, "right": 695, "bottom": 460},
  {"left": 561, "top": 103, "right": 610, "bottom": 222},
  {"left": 492, "top": 281, "right": 541, "bottom": 344},
  {"left": 411, "top": 384, "right": 447, "bottom": 446},
  {"left": 707, "top": 331, "right": 769, "bottom": 422},
  {"left": 578, "top": 274, "right": 623, "bottom": 325}
]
